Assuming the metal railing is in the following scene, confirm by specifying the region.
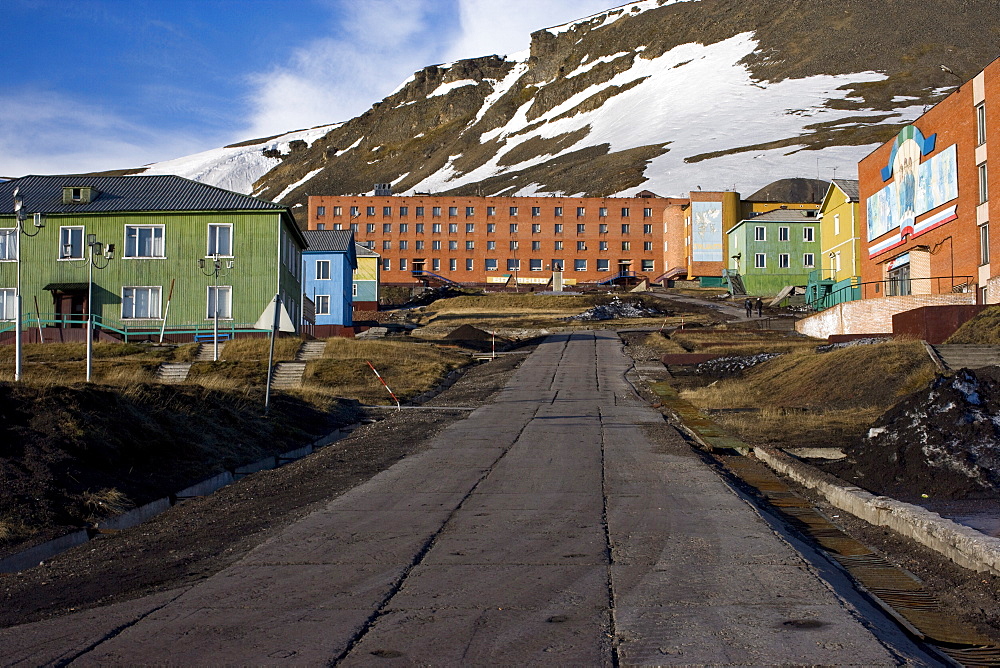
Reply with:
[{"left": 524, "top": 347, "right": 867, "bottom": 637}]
[
  {"left": 805, "top": 275, "right": 974, "bottom": 311},
  {"left": 0, "top": 313, "right": 265, "bottom": 342}
]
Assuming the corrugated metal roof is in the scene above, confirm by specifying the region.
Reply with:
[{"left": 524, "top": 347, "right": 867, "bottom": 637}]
[
  {"left": 0, "top": 174, "right": 287, "bottom": 215},
  {"left": 303, "top": 229, "right": 355, "bottom": 252},
  {"left": 354, "top": 243, "right": 380, "bottom": 257},
  {"left": 746, "top": 209, "right": 820, "bottom": 222},
  {"left": 832, "top": 179, "right": 860, "bottom": 202}
]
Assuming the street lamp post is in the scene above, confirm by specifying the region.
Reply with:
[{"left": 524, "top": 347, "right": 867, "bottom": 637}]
[
  {"left": 11, "top": 187, "right": 44, "bottom": 382},
  {"left": 84, "top": 234, "right": 114, "bottom": 383},
  {"left": 199, "top": 253, "right": 234, "bottom": 361}
]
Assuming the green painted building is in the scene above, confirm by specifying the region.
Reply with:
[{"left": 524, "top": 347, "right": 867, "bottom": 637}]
[
  {"left": 727, "top": 209, "right": 822, "bottom": 296},
  {"left": 0, "top": 175, "right": 306, "bottom": 342}
]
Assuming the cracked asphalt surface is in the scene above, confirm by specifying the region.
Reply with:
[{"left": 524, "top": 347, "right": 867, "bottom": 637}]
[{"left": 1, "top": 331, "right": 942, "bottom": 665}]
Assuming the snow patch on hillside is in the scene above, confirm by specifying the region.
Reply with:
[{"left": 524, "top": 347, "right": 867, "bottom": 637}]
[
  {"left": 274, "top": 168, "right": 323, "bottom": 202},
  {"left": 429, "top": 79, "right": 479, "bottom": 97},
  {"left": 139, "top": 124, "right": 338, "bottom": 196},
  {"left": 546, "top": 0, "right": 692, "bottom": 35}
]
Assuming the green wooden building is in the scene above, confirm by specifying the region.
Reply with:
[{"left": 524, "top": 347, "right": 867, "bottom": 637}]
[
  {"left": 727, "top": 209, "right": 822, "bottom": 296},
  {"left": 0, "top": 175, "right": 306, "bottom": 342}
]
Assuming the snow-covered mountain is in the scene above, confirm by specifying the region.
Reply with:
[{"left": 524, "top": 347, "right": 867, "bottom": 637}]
[{"left": 131, "top": 0, "right": 1000, "bottom": 207}]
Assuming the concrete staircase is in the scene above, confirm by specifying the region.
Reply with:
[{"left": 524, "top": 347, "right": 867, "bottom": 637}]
[
  {"left": 270, "top": 362, "right": 307, "bottom": 389},
  {"left": 195, "top": 342, "right": 226, "bottom": 362},
  {"left": 930, "top": 344, "right": 1000, "bottom": 370},
  {"left": 155, "top": 362, "right": 192, "bottom": 384},
  {"left": 296, "top": 341, "right": 327, "bottom": 361}
]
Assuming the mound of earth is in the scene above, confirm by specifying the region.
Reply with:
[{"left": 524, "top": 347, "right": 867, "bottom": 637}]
[
  {"left": 567, "top": 297, "right": 664, "bottom": 321},
  {"left": 694, "top": 352, "right": 783, "bottom": 376},
  {"left": 444, "top": 324, "right": 495, "bottom": 342},
  {"left": 829, "top": 369, "right": 1000, "bottom": 501}
]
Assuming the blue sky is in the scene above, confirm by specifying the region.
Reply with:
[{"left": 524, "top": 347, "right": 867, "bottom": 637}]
[{"left": 1, "top": 0, "right": 612, "bottom": 177}]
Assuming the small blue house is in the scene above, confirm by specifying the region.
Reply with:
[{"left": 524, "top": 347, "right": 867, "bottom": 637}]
[{"left": 302, "top": 230, "right": 357, "bottom": 336}]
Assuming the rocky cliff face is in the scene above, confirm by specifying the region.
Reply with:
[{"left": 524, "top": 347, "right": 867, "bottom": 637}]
[{"left": 139, "top": 0, "right": 1000, "bottom": 207}]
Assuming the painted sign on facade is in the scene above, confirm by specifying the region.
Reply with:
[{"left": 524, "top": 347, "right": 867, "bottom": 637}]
[
  {"left": 866, "top": 125, "right": 958, "bottom": 243},
  {"left": 691, "top": 201, "right": 723, "bottom": 262}
]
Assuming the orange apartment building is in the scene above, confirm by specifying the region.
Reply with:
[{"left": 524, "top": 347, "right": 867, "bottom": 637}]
[
  {"left": 307, "top": 192, "right": 739, "bottom": 287},
  {"left": 859, "top": 56, "right": 1000, "bottom": 303}
]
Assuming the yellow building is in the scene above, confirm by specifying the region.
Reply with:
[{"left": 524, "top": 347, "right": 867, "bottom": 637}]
[
  {"left": 818, "top": 179, "right": 861, "bottom": 282},
  {"left": 353, "top": 243, "right": 381, "bottom": 310}
]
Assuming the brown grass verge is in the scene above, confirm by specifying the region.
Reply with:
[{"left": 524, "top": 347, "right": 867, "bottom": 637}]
[{"left": 946, "top": 305, "right": 1000, "bottom": 344}]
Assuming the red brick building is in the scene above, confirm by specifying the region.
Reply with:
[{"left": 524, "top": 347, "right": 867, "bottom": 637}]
[
  {"left": 859, "top": 56, "right": 1000, "bottom": 303},
  {"left": 307, "top": 193, "right": 733, "bottom": 286}
]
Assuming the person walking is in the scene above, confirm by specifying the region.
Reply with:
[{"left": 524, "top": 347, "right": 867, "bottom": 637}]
[
  {"left": 755, "top": 297, "right": 763, "bottom": 318},
  {"left": 744, "top": 298, "right": 753, "bottom": 318}
]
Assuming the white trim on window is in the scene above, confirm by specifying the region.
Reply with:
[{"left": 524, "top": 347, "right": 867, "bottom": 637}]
[
  {"left": 207, "top": 223, "right": 233, "bottom": 257},
  {"left": 315, "top": 294, "right": 330, "bottom": 315},
  {"left": 0, "top": 229, "right": 17, "bottom": 261},
  {"left": 122, "top": 286, "right": 162, "bottom": 320},
  {"left": 206, "top": 285, "right": 233, "bottom": 320},
  {"left": 59, "top": 226, "right": 84, "bottom": 260},
  {"left": 0, "top": 288, "right": 15, "bottom": 320},
  {"left": 124, "top": 225, "right": 165, "bottom": 258}
]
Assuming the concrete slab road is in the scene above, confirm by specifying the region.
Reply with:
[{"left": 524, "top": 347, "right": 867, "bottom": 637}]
[{"left": 2, "top": 331, "right": 939, "bottom": 666}]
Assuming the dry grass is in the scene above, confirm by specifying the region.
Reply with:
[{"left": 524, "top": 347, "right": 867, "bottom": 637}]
[
  {"left": 669, "top": 329, "right": 822, "bottom": 355},
  {"left": 0, "top": 342, "right": 166, "bottom": 363},
  {"left": 946, "top": 305, "right": 1000, "bottom": 344},
  {"left": 216, "top": 337, "right": 301, "bottom": 361},
  {"left": 641, "top": 332, "right": 688, "bottom": 354},
  {"left": 680, "top": 340, "right": 937, "bottom": 448},
  {"left": 81, "top": 487, "right": 132, "bottom": 520}
]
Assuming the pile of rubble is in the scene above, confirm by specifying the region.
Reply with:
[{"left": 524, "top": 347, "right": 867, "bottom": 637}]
[
  {"left": 566, "top": 297, "right": 663, "bottom": 321},
  {"left": 694, "top": 352, "right": 783, "bottom": 376}
]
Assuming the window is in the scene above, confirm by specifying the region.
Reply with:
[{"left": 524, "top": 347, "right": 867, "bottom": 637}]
[
  {"left": 399, "top": 223, "right": 408, "bottom": 233},
  {"left": 643, "top": 207, "right": 652, "bottom": 217},
  {"left": 531, "top": 240, "right": 541, "bottom": 251},
  {"left": 554, "top": 223, "right": 563, "bottom": 233},
  {"left": 643, "top": 224, "right": 652, "bottom": 234},
  {"left": 554, "top": 240, "right": 563, "bottom": 250},
  {"left": 59, "top": 226, "right": 83, "bottom": 259},
  {"left": 754, "top": 226, "right": 766, "bottom": 241},
  {"left": 599, "top": 241, "right": 608, "bottom": 251},
  {"left": 333, "top": 206, "right": 342, "bottom": 216},
  {"left": 314, "top": 295, "right": 330, "bottom": 316},
  {"left": 432, "top": 258, "right": 441, "bottom": 271},
  {"left": 433, "top": 240, "right": 442, "bottom": 250},
  {"left": 577, "top": 240, "right": 587, "bottom": 251},
  {"left": 597, "top": 259, "right": 610, "bottom": 272},
  {"left": 449, "top": 223, "right": 458, "bottom": 233},
  {"left": 449, "top": 207, "right": 458, "bottom": 217},
  {"left": 399, "top": 258, "right": 407, "bottom": 271},
  {"left": 577, "top": 207, "right": 585, "bottom": 217},
  {"left": 383, "top": 240, "right": 391, "bottom": 250},
  {"left": 599, "top": 223, "right": 608, "bottom": 234},
  {"left": 509, "top": 206, "right": 518, "bottom": 216},
  {"left": 834, "top": 251, "right": 842, "bottom": 272},
  {"left": 352, "top": 284, "right": 357, "bottom": 297},
  {"left": 574, "top": 259, "right": 587, "bottom": 271},
  {"left": 778, "top": 253, "right": 789, "bottom": 268},
  {"left": 833, "top": 214, "right": 841, "bottom": 236},
  {"left": 383, "top": 223, "right": 392, "bottom": 233},
  {"left": 416, "top": 206, "right": 425, "bottom": 216},
  {"left": 350, "top": 223, "right": 358, "bottom": 233},
  {"left": 466, "top": 240, "right": 475, "bottom": 250},
  {"left": 366, "top": 206, "right": 375, "bottom": 216},
  {"left": 466, "top": 258, "right": 473, "bottom": 271},
  {"left": 350, "top": 206, "right": 359, "bottom": 217},
  {"left": 643, "top": 241, "right": 653, "bottom": 251},
  {"left": 554, "top": 207, "right": 563, "bottom": 216},
  {"left": 980, "top": 162, "right": 989, "bottom": 204},
  {"left": 978, "top": 103, "right": 987, "bottom": 146},
  {"left": 510, "top": 240, "right": 519, "bottom": 250},
  {"left": 206, "top": 286, "right": 232, "bottom": 319},
  {"left": 0, "top": 288, "right": 14, "bottom": 320},
  {"left": 466, "top": 223, "right": 475, "bottom": 233},
  {"left": 510, "top": 223, "right": 518, "bottom": 233},
  {"left": 316, "top": 206, "right": 326, "bottom": 217},
  {"left": 532, "top": 223, "right": 541, "bottom": 233},
  {"left": 803, "top": 253, "right": 815, "bottom": 268},
  {"left": 529, "top": 259, "right": 543, "bottom": 271},
  {"left": 485, "top": 258, "right": 498, "bottom": 271},
  {"left": 432, "top": 223, "right": 442, "bottom": 233},
  {"left": 316, "top": 260, "right": 331, "bottom": 280},
  {"left": 366, "top": 223, "right": 375, "bottom": 233},
  {"left": 621, "top": 241, "right": 631, "bottom": 251},
  {"left": 621, "top": 224, "right": 630, "bottom": 234},
  {"left": 621, "top": 207, "right": 630, "bottom": 217},
  {"left": 382, "top": 258, "right": 390, "bottom": 270},
  {"left": 487, "top": 240, "right": 496, "bottom": 250},
  {"left": 400, "top": 206, "right": 409, "bottom": 216},
  {"left": 0, "top": 229, "right": 15, "bottom": 261},
  {"left": 577, "top": 223, "right": 586, "bottom": 233},
  {"left": 449, "top": 258, "right": 457, "bottom": 271},
  {"left": 449, "top": 240, "right": 458, "bottom": 250},
  {"left": 487, "top": 206, "right": 496, "bottom": 216},
  {"left": 599, "top": 207, "right": 607, "bottom": 217},
  {"left": 641, "top": 260, "right": 654, "bottom": 272},
  {"left": 803, "top": 227, "right": 815, "bottom": 242},
  {"left": 125, "top": 225, "right": 164, "bottom": 258},
  {"left": 415, "top": 240, "right": 424, "bottom": 250},
  {"left": 754, "top": 253, "right": 766, "bottom": 268},
  {"left": 981, "top": 223, "right": 990, "bottom": 265},
  {"left": 487, "top": 223, "right": 496, "bottom": 233},
  {"left": 415, "top": 223, "right": 424, "bottom": 233},
  {"left": 531, "top": 206, "right": 540, "bottom": 217},
  {"left": 383, "top": 206, "right": 392, "bottom": 216},
  {"left": 778, "top": 226, "right": 789, "bottom": 242},
  {"left": 122, "top": 287, "right": 161, "bottom": 319},
  {"left": 432, "top": 206, "right": 442, "bottom": 217},
  {"left": 507, "top": 259, "right": 520, "bottom": 271}
]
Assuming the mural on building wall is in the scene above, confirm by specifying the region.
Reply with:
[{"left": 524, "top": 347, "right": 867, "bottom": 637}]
[
  {"left": 866, "top": 126, "right": 958, "bottom": 253},
  {"left": 691, "top": 201, "right": 723, "bottom": 262}
]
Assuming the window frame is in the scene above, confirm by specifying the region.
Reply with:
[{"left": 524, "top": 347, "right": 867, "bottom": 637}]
[
  {"left": 803, "top": 253, "right": 815, "bottom": 268},
  {"left": 207, "top": 223, "right": 233, "bottom": 257},
  {"left": 206, "top": 285, "right": 233, "bottom": 320},
  {"left": 754, "top": 253, "right": 766, "bottom": 269},
  {"left": 315, "top": 259, "right": 331, "bottom": 280},
  {"left": 122, "top": 286, "right": 163, "bottom": 320},
  {"left": 978, "top": 103, "right": 987, "bottom": 147},
  {"left": 124, "top": 224, "right": 165, "bottom": 259},
  {"left": 754, "top": 226, "right": 766, "bottom": 242},
  {"left": 314, "top": 294, "right": 331, "bottom": 316},
  {"left": 0, "top": 288, "right": 14, "bottom": 320},
  {"left": 0, "top": 228, "right": 17, "bottom": 261},
  {"left": 778, "top": 253, "right": 790, "bottom": 269},
  {"left": 803, "top": 227, "right": 815, "bottom": 242},
  {"left": 59, "top": 226, "right": 84, "bottom": 260}
]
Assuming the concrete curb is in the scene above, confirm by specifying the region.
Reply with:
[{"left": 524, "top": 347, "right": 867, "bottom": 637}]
[{"left": 754, "top": 446, "right": 1000, "bottom": 577}]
